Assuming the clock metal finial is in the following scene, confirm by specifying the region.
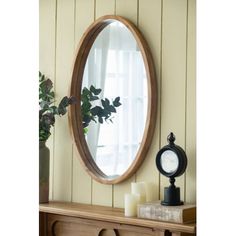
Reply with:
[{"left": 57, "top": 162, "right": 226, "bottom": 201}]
[{"left": 167, "top": 132, "right": 175, "bottom": 144}]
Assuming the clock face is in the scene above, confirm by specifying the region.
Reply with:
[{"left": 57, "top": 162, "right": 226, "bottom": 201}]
[{"left": 160, "top": 150, "right": 179, "bottom": 173}]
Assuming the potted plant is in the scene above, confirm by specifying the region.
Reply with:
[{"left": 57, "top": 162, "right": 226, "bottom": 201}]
[
  {"left": 39, "top": 72, "right": 121, "bottom": 203},
  {"left": 39, "top": 71, "right": 76, "bottom": 203}
]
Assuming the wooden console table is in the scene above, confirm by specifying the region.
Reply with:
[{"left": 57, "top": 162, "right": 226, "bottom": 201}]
[{"left": 39, "top": 202, "right": 196, "bottom": 236}]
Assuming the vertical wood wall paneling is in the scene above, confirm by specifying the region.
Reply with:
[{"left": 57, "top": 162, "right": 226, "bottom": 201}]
[
  {"left": 91, "top": 0, "right": 116, "bottom": 207},
  {"left": 136, "top": 0, "right": 162, "bottom": 202},
  {"left": 160, "top": 0, "right": 188, "bottom": 201},
  {"left": 96, "top": 0, "right": 115, "bottom": 18},
  {"left": 39, "top": 0, "right": 57, "bottom": 200},
  {"left": 116, "top": 0, "right": 138, "bottom": 23},
  {"left": 185, "top": 0, "right": 196, "bottom": 204},
  {"left": 53, "top": 0, "right": 75, "bottom": 201},
  {"left": 72, "top": 0, "right": 95, "bottom": 204},
  {"left": 113, "top": 0, "right": 138, "bottom": 208},
  {"left": 39, "top": 0, "right": 196, "bottom": 207}
]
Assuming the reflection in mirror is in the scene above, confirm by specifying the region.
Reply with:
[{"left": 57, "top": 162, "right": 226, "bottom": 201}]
[{"left": 82, "top": 21, "right": 148, "bottom": 178}]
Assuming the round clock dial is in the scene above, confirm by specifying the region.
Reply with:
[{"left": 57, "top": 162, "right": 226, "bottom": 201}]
[
  {"left": 160, "top": 150, "right": 179, "bottom": 173},
  {"left": 155, "top": 132, "right": 187, "bottom": 178}
]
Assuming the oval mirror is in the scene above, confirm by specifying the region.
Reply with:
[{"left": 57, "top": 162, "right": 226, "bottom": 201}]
[{"left": 70, "top": 15, "right": 157, "bottom": 184}]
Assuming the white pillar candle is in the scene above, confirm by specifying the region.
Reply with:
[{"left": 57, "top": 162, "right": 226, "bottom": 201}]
[
  {"left": 124, "top": 193, "right": 140, "bottom": 217},
  {"left": 131, "top": 182, "right": 146, "bottom": 203}
]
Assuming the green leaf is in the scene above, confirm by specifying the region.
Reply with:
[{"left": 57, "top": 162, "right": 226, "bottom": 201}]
[
  {"left": 90, "top": 85, "right": 102, "bottom": 95},
  {"left": 101, "top": 98, "right": 110, "bottom": 109},
  {"left": 113, "top": 97, "right": 122, "bottom": 107},
  {"left": 59, "top": 96, "right": 70, "bottom": 108},
  {"left": 102, "top": 109, "right": 110, "bottom": 118},
  {"left": 49, "top": 106, "right": 59, "bottom": 115},
  {"left": 108, "top": 105, "right": 116, "bottom": 113},
  {"left": 83, "top": 122, "right": 89, "bottom": 128},
  {"left": 90, "top": 106, "right": 102, "bottom": 116},
  {"left": 82, "top": 87, "right": 91, "bottom": 97},
  {"left": 42, "top": 113, "right": 55, "bottom": 126},
  {"left": 49, "top": 91, "right": 55, "bottom": 97},
  {"left": 41, "top": 79, "right": 53, "bottom": 94},
  {"left": 83, "top": 114, "right": 91, "bottom": 124},
  {"left": 39, "top": 101, "right": 49, "bottom": 109},
  {"left": 98, "top": 117, "right": 103, "bottom": 124},
  {"left": 83, "top": 127, "right": 89, "bottom": 134},
  {"left": 81, "top": 101, "right": 92, "bottom": 112},
  {"left": 90, "top": 95, "right": 99, "bottom": 101},
  {"left": 58, "top": 106, "right": 67, "bottom": 115},
  {"left": 90, "top": 116, "right": 96, "bottom": 122}
]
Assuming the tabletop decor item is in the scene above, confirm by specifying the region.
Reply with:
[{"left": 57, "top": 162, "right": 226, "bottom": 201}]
[
  {"left": 137, "top": 201, "right": 196, "bottom": 223},
  {"left": 39, "top": 71, "right": 76, "bottom": 203},
  {"left": 124, "top": 193, "right": 140, "bottom": 217},
  {"left": 155, "top": 132, "right": 187, "bottom": 206},
  {"left": 131, "top": 182, "right": 146, "bottom": 204}
]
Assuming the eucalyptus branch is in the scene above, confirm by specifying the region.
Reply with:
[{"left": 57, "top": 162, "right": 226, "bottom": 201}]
[
  {"left": 39, "top": 72, "right": 76, "bottom": 141},
  {"left": 81, "top": 85, "right": 122, "bottom": 134}
]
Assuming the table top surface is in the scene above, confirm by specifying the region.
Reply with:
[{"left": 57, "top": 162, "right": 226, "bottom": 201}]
[{"left": 39, "top": 201, "right": 196, "bottom": 234}]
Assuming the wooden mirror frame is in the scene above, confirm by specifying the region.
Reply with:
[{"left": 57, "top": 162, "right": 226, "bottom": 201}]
[{"left": 70, "top": 15, "right": 157, "bottom": 184}]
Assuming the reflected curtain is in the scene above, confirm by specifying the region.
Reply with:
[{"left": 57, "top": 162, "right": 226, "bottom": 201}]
[
  {"left": 95, "top": 23, "right": 148, "bottom": 176},
  {"left": 83, "top": 28, "right": 110, "bottom": 159}
]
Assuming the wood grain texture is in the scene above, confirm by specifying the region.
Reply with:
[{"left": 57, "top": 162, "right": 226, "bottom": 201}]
[
  {"left": 116, "top": 0, "right": 138, "bottom": 24},
  {"left": 39, "top": 212, "right": 47, "bottom": 236},
  {"left": 160, "top": 0, "right": 188, "bottom": 201},
  {"left": 135, "top": 0, "right": 162, "bottom": 199},
  {"left": 75, "top": 0, "right": 95, "bottom": 42},
  {"left": 53, "top": 0, "right": 75, "bottom": 201},
  {"left": 39, "top": 0, "right": 56, "bottom": 200},
  {"left": 72, "top": 146, "right": 92, "bottom": 203},
  {"left": 96, "top": 0, "right": 116, "bottom": 18},
  {"left": 92, "top": 182, "right": 113, "bottom": 206},
  {"left": 172, "top": 233, "right": 194, "bottom": 236},
  {"left": 46, "top": 213, "right": 159, "bottom": 235},
  {"left": 113, "top": 177, "right": 134, "bottom": 208},
  {"left": 93, "top": 1, "right": 116, "bottom": 206},
  {"left": 185, "top": 0, "right": 196, "bottom": 204},
  {"left": 39, "top": 0, "right": 56, "bottom": 78},
  {"left": 72, "top": 0, "right": 94, "bottom": 204},
  {"left": 40, "top": 202, "right": 196, "bottom": 234},
  {"left": 99, "top": 229, "right": 117, "bottom": 236},
  {"left": 113, "top": 0, "right": 138, "bottom": 208}
]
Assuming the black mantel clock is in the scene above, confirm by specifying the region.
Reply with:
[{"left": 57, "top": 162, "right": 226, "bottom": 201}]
[{"left": 156, "top": 132, "right": 188, "bottom": 206}]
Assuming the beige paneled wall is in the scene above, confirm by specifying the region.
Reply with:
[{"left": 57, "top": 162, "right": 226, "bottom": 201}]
[{"left": 39, "top": 0, "right": 196, "bottom": 207}]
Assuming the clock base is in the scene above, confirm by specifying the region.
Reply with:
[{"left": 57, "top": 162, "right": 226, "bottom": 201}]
[{"left": 161, "top": 186, "right": 184, "bottom": 206}]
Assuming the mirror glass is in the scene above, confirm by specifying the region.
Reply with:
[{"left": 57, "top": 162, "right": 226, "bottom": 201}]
[{"left": 81, "top": 21, "right": 148, "bottom": 178}]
